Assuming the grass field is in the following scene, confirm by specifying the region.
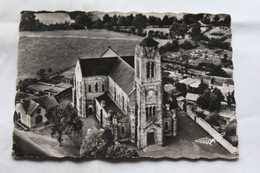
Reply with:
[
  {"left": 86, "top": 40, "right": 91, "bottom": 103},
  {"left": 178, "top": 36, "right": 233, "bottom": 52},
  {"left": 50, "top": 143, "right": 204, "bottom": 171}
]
[{"left": 18, "top": 29, "right": 144, "bottom": 80}]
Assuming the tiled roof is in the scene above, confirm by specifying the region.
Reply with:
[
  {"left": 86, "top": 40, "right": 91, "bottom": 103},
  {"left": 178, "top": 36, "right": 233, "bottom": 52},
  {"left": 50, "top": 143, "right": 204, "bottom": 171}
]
[
  {"left": 33, "top": 95, "right": 59, "bottom": 110},
  {"left": 121, "top": 56, "right": 134, "bottom": 68},
  {"left": 185, "top": 93, "right": 200, "bottom": 102},
  {"left": 21, "top": 99, "right": 40, "bottom": 116},
  {"left": 109, "top": 57, "right": 135, "bottom": 95}
]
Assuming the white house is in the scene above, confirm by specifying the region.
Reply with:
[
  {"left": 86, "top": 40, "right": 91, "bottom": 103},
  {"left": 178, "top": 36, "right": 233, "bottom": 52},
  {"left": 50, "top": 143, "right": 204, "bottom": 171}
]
[{"left": 15, "top": 95, "right": 58, "bottom": 128}]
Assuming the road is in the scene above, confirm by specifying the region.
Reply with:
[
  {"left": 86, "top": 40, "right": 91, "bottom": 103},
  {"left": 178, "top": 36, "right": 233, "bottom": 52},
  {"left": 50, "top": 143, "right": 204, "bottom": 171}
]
[{"left": 13, "top": 130, "right": 48, "bottom": 158}]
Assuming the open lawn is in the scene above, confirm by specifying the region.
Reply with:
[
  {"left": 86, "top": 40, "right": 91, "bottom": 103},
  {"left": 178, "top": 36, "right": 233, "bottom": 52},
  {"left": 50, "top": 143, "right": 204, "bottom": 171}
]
[{"left": 18, "top": 29, "right": 144, "bottom": 80}]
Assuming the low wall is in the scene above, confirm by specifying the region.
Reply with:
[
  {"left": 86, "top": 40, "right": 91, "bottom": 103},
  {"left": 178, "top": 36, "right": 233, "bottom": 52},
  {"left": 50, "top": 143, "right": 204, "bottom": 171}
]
[{"left": 186, "top": 107, "right": 238, "bottom": 154}]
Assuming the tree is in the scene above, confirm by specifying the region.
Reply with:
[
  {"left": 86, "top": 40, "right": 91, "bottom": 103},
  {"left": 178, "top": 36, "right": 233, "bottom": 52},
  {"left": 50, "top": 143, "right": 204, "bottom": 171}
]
[
  {"left": 197, "top": 88, "right": 224, "bottom": 111},
  {"left": 169, "top": 16, "right": 178, "bottom": 24},
  {"left": 180, "top": 40, "right": 195, "bottom": 50},
  {"left": 36, "top": 69, "right": 47, "bottom": 79},
  {"left": 183, "top": 14, "right": 193, "bottom": 25},
  {"left": 47, "top": 67, "right": 52, "bottom": 74},
  {"left": 19, "top": 11, "right": 40, "bottom": 31},
  {"left": 162, "top": 15, "right": 171, "bottom": 25},
  {"left": 213, "top": 15, "right": 220, "bottom": 22},
  {"left": 106, "top": 144, "right": 138, "bottom": 158},
  {"left": 79, "top": 129, "right": 138, "bottom": 158},
  {"left": 111, "top": 14, "right": 118, "bottom": 26},
  {"left": 223, "top": 15, "right": 231, "bottom": 27},
  {"left": 125, "top": 14, "right": 134, "bottom": 26},
  {"left": 103, "top": 14, "right": 111, "bottom": 24},
  {"left": 117, "top": 16, "right": 127, "bottom": 26},
  {"left": 209, "top": 65, "right": 229, "bottom": 77},
  {"left": 92, "top": 19, "right": 104, "bottom": 29},
  {"left": 104, "top": 21, "right": 113, "bottom": 30},
  {"left": 133, "top": 13, "right": 148, "bottom": 29},
  {"left": 201, "top": 14, "right": 211, "bottom": 24},
  {"left": 17, "top": 78, "right": 37, "bottom": 92},
  {"left": 46, "top": 105, "right": 83, "bottom": 147},
  {"left": 72, "top": 12, "right": 93, "bottom": 29},
  {"left": 197, "top": 80, "right": 208, "bottom": 94},
  {"left": 170, "top": 23, "right": 189, "bottom": 39},
  {"left": 175, "top": 82, "right": 187, "bottom": 93},
  {"left": 148, "top": 16, "right": 161, "bottom": 26},
  {"left": 190, "top": 23, "right": 202, "bottom": 41},
  {"left": 159, "top": 40, "right": 179, "bottom": 54}
]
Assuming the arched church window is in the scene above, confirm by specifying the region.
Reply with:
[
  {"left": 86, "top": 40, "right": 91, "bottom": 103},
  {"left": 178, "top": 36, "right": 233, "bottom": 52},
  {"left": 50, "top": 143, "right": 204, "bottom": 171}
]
[
  {"left": 149, "top": 107, "right": 152, "bottom": 116},
  {"left": 102, "top": 84, "right": 105, "bottom": 92},
  {"left": 165, "top": 122, "right": 169, "bottom": 130},
  {"left": 95, "top": 83, "right": 98, "bottom": 92},
  {"left": 153, "top": 106, "right": 156, "bottom": 115},
  {"left": 88, "top": 85, "right": 91, "bottom": 92},
  {"left": 146, "top": 62, "right": 150, "bottom": 79},
  {"left": 121, "top": 126, "right": 125, "bottom": 134},
  {"left": 151, "top": 62, "right": 155, "bottom": 78},
  {"left": 122, "top": 96, "right": 125, "bottom": 109}
]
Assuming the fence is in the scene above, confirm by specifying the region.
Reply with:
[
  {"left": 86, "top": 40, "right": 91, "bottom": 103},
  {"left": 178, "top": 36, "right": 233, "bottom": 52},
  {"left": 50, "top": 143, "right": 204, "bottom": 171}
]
[{"left": 186, "top": 107, "right": 238, "bottom": 154}]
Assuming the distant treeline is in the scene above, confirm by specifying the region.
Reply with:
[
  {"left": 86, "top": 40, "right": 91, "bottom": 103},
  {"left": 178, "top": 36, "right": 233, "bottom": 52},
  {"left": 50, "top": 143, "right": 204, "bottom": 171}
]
[{"left": 19, "top": 11, "right": 231, "bottom": 33}]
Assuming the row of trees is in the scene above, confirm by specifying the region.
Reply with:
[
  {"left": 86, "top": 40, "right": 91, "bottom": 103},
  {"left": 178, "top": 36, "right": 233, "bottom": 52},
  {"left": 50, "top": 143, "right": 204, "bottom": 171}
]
[
  {"left": 20, "top": 11, "right": 231, "bottom": 32},
  {"left": 159, "top": 39, "right": 196, "bottom": 54}
]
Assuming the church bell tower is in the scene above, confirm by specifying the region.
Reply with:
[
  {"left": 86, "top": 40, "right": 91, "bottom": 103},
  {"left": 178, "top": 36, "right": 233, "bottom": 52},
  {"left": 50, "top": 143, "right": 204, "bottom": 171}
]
[{"left": 134, "top": 37, "right": 163, "bottom": 148}]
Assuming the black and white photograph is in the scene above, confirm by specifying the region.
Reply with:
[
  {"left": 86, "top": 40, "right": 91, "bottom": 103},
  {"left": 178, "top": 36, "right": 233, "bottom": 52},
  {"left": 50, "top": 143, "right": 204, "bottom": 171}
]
[
  {"left": 1, "top": 0, "right": 260, "bottom": 173},
  {"left": 13, "top": 10, "right": 239, "bottom": 159}
]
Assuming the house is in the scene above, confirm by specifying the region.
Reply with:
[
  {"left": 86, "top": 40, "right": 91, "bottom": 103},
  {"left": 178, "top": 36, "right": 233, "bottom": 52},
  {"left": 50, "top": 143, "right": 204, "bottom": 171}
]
[
  {"left": 185, "top": 93, "right": 200, "bottom": 105},
  {"left": 73, "top": 37, "right": 177, "bottom": 149},
  {"left": 15, "top": 95, "right": 58, "bottom": 128}
]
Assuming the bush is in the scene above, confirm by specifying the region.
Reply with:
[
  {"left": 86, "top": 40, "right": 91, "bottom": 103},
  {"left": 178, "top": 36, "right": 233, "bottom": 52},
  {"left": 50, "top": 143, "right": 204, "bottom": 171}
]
[
  {"left": 180, "top": 40, "right": 195, "bottom": 50},
  {"left": 79, "top": 129, "right": 138, "bottom": 158}
]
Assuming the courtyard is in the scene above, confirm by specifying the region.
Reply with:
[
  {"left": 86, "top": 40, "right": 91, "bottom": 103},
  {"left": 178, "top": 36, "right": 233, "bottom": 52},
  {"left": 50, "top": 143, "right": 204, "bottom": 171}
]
[{"left": 133, "top": 110, "right": 235, "bottom": 159}]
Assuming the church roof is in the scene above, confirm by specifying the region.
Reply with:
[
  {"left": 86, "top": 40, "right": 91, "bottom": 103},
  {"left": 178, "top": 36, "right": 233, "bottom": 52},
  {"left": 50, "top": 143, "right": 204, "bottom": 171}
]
[
  {"left": 138, "top": 37, "right": 159, "bottom": 47},
  {"left": 79, "top": 57, "right": 135, "bottom": 95},
  {"left": 109, "top": 57, "right": 135, "bottom": 95},
  {"left": 79, "top": 46, "right": 136, "bottom": 95},
  {"left": 120, "top": 56, "right": 135, "bottom": 68},
  {"left": 79, "top": 58, "right": 117, "bottom": 77}
]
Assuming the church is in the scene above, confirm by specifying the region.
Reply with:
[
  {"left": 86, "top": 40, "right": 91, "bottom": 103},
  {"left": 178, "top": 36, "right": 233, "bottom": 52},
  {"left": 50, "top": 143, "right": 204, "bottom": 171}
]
[{"left": 72, "top": 37, "right": 177, "bottom": 149}]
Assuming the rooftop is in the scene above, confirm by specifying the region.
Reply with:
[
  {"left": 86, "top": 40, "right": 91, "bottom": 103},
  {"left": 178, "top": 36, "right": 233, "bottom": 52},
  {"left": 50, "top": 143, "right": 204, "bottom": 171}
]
[
  {"left": 178, "top": 78, "right": 201, "bottom": 88},
  {"left": 96, "top": 93, "right": 126, "bottom": 119},
  {"left": 79, "top": 55, "right": 135, "bottom": 95},
  {"left": 33, "top": 95, "right": 59, "bottom": 110},
  {"left": 79, "top": 57, "right": 117, "bottom": 77},
  {"left": 185, "top": 93, "right": 200, "bottom": 102},
  {"left": 20, "top": 99, "right": 39, "bottom": 116},
  {"left": 139, "top": 37, "right": 159, "bottom": 47}
]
